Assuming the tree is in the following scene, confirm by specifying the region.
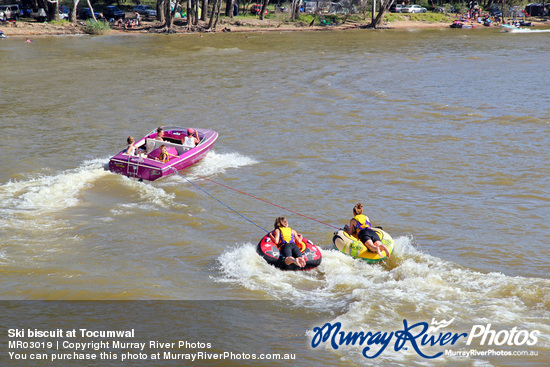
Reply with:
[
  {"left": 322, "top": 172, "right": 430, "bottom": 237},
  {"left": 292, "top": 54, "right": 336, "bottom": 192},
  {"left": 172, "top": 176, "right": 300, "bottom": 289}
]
[
  {"left": 157, "top": 0, "right": 166, "bottom": 24},
  {"left": 85, "top": 0, "right": 97, "bottom": 22},
  {"left": 201, "top": 0, "right": 208, "bottom": 21},
  {"left": 207, "top": 0, "right": 223, "bottom": 30},
  {"left": 70, "top": 0, "right": 80, "bottom": 22},
  {"left": 36, "top": 0, "right": 60, "bottom": 21},
  {"left": 225, "top": 0, "right": 233, "bottom": 17},
  {"left": 162, "top": 0, "right": 181, "bottom": 31},
  {"left": 290, "top": 0, "right": 300, "bottom": 20},
  {"left": 371, "top": 0, "right": 393, "bottom": 28},
  {"left": 259, "top": 0, "right": 269, "bottom": 20}
]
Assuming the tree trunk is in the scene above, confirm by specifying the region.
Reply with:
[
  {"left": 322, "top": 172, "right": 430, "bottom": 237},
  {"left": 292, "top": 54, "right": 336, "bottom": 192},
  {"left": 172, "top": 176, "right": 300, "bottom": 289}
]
[
  {"left": 187, "top": 0, "right": 193, "bottom": 28},
  {"left": 213, "top": 0, "right": 222, "bottom": 29},
  {"left": 36, "top": 0, "right": 57, "bottom": 21},
  {"left": 48, "top": 1, "right": 60, "bottom": 21},
  {"left": 225, "top": 0, "right": 233, "bottom": 17},
  {"left": 207, "top": 0, "right": 218, "bottom": 29},
  {"left": 259, "top": 0, "right": 269, "bottom": 20},
  {"left": 165, "top": 1, "right": 172, "bottom": 28},
  {"left": 201, "top": 0, "right": 208, "bottom": 21},
  {"left": 70, "top": 0, "right": 80, "bottom": 22},
  {"left": 290, "top": 0, "right": 298, "bottom": 20},
  {"left": 371, "top": 0, "right": 392, "bottom": 28},
  {"left": 157, "top": 0, "right": 166, "bottom": 24},
  {"left": 86, "top": 0, "right": 97, "bottom": 21},
  {"left": 165, "top": 0, "right": 181, "bottom": 29}
]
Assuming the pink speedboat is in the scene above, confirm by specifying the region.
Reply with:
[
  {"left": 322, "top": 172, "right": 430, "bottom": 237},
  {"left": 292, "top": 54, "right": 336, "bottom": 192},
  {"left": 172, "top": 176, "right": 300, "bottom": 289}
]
[{"left": 109, "top": 126, "right": 218, "bottom": 181}]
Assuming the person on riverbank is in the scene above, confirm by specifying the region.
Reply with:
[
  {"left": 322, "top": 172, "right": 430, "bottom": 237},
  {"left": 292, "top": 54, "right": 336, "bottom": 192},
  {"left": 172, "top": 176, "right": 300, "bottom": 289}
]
[
  {"left": 346, "top": 203, "right": 390, "bottom": 259},
  {"left": 269, "top": 217, "right": 307, "bottom": 268}
]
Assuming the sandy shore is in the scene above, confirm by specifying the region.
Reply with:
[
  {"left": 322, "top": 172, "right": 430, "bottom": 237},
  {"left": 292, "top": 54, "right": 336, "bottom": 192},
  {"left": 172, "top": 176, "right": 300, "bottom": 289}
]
[{"left": 1, "top": 16, "right": 548, "bottom": 37}]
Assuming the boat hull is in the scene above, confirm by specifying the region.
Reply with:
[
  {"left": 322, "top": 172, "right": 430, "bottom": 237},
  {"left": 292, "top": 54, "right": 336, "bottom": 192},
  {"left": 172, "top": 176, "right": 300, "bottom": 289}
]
[
  {"left": 109, "top": 127, "right": 218, "bottom": 181},
  {"left": 501, "top": 24, "right": 521, "bottom": 32}
]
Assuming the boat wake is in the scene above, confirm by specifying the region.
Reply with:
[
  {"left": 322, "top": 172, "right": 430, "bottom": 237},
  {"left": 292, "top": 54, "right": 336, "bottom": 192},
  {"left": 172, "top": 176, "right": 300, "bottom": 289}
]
[
  {"left": 0, "top": 158, "right": 109, "bottom": 216},
  {"left": 185, "top": 150, "right": 258, "bottom": 178},
  {"left": 503, "top": 28, "right": 550, "bottom": 33}
]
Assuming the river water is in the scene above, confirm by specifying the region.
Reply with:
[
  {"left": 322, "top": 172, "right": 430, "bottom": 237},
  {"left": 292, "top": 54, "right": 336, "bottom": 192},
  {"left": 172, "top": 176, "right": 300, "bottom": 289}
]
[{"left": 0, "top": 27, "right": 548, "bottom": 366}]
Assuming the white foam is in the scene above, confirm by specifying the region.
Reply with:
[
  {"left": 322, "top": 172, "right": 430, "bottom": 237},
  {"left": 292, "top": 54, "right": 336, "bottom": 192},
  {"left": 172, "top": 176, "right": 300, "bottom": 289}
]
[
  {"left": 0, "top": 249, "right": 8, "bottom": 263},
  {"left": 216, "top": 235, "right": 550, "bottom": 344},
  {"left": 216, "top": 243, "right": 327, "bottom": 305},
  {"left": 0, "top": 159, "right": 109, "bottom": 214},
  {"left": 118, "top": 176, "right": 180, "bottom": 208},
  {"left": 189, "top": 150, "right": 258, "bottom": 178},
  {"left": 505, "top": 28, "right": 550, "bottom": 33}
]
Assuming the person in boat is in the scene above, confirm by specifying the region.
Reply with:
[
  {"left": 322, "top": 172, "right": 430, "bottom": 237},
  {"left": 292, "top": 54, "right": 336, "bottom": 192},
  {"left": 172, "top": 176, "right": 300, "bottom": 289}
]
[
  {"left": 346, "top": 203, "right": 391, "bottom": 259},
  {"left": 182, "top": 128, "right": 200, "bottom": 147},
  {"left": 125, "top": 136, "right": 138, "bottom": 155},
  {"left": 268, "top": 217, "right": 307, "bottom": 268},
  {"left": 155, "top": 127, "right": 165, "bottom": 141},
  {"left": 156, "top": 145, "right": 170, "bottom": 163}
]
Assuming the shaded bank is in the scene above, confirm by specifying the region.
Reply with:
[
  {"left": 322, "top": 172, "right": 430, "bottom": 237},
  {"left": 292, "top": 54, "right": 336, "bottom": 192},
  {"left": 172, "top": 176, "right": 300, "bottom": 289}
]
[{"left": 3, "top": 17, "right": 549, "bottom": 36}]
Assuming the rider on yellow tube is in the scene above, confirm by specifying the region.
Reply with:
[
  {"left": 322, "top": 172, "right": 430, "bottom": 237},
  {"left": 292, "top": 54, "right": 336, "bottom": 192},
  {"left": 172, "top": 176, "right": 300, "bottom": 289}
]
[{"left": 346, "top": 203, "right": 390, "bottom": 259}]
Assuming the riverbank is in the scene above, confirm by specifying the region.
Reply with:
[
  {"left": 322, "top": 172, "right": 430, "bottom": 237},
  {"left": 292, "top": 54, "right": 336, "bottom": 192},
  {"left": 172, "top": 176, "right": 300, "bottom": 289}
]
[{"left": 1, "top": 16, "right": 548, "bottom": 37}]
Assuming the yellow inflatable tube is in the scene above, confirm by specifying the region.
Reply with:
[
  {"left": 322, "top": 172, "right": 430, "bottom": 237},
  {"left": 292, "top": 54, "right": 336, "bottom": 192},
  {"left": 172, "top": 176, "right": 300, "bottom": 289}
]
[{"left": 332, "top": 228, "right": 394, "bottom": 263}]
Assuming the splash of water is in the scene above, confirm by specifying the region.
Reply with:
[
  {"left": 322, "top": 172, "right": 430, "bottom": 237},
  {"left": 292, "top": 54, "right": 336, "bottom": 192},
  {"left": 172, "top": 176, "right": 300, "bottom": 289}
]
[{"left": 216, "top": 235, "right": 550, "bottom": 343}]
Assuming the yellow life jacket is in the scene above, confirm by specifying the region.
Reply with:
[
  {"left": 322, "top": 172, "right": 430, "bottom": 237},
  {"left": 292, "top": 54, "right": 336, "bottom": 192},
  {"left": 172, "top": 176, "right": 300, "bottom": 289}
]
[
  {"left": 278, "top": 227, "right": 306, "bottom": 252},
  {"left": 159, "top": 152, "right": 169, "bottom": 163},
  {"left": 353, "top": 214, "right": 371, "bottom": 232},
  {"left": 279, "top": 227, "right": 294, "bottom": 244}
]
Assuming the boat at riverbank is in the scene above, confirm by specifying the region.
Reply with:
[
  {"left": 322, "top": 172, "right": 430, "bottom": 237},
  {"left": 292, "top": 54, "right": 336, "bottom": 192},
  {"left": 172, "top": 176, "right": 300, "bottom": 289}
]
[
  {"left": 501, "top": 24, "right": 522, "bottom": 32},
  {"left": 108, "top": 126, "right": 218, "bottom": 181}
]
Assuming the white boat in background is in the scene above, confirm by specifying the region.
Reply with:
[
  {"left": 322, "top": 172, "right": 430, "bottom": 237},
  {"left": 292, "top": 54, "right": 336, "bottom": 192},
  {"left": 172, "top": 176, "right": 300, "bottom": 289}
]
[{"left": 501, "top": 24, "right": 521, "bottom": 32}]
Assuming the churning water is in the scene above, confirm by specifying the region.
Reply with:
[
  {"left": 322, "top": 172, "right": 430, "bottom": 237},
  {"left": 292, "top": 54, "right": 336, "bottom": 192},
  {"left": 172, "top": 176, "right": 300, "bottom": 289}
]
[{"left": 0, "top": 27, "right": 548, "bottom": 366}]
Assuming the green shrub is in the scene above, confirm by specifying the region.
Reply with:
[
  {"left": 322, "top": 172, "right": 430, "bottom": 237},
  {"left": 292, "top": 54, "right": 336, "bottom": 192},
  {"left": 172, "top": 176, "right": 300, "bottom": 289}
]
[
  {"left": 50, "top": 20, "right": 70, "bottom": 26},
  {"left": 84, "top": 20, "right": 110, "bottom": 34}
]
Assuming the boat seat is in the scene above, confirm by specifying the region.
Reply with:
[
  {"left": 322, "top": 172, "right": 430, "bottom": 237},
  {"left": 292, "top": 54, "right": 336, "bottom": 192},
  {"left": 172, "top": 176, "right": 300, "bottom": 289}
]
[{"left": 146, "top": 139, "right": 190, "bottom": 155}]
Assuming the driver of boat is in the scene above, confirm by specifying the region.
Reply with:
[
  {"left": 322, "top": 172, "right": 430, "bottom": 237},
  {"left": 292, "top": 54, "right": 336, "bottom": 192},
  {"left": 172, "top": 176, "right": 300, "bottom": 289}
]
[
  {"left": 268, "top": 217, "right": 307, "bottom": 268},
  {"left": 346, "top": 203, "right": 390, "bottom": 259},
  {"left": 155, "top": 127, "right": 165, "bottom": 141},
  {"left": 182, "top": 128, "right": 200, "bottom": 147}
]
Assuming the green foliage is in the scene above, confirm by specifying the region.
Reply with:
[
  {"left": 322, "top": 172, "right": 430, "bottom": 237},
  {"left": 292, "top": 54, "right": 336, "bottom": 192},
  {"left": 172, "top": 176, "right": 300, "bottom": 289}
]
[
  {"left": 69, "top": 0, "right": 156, "bottom": 12},
  {"left": 296, "top": 14, "right": 316, "bottom": 23},
  {"left": 453, "top": 3, "right": 468, "bottom": 14},
  {"left": 383, "top": 12, "right": 454, "bottom": 23},
  {"left": 50, "top": 20, "right": 70, "bottom": 26},
  {"left": 84, "top": 20, "right": 111, "bottom": 34},
  {"left": 416, "top": 0, "right": 432, "bottom": 8},
  {"left": 417, "top": 12, "right": 453, "bottom": 22}
]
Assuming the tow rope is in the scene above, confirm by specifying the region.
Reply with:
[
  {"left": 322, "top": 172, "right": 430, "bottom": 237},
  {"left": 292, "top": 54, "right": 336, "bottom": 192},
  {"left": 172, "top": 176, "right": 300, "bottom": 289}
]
[
  {"left": 169, "top": 166, "right": 340, "bottom": 230},
  {"left": 170, "top": 169, "right": 269, "bottom": 233}
]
